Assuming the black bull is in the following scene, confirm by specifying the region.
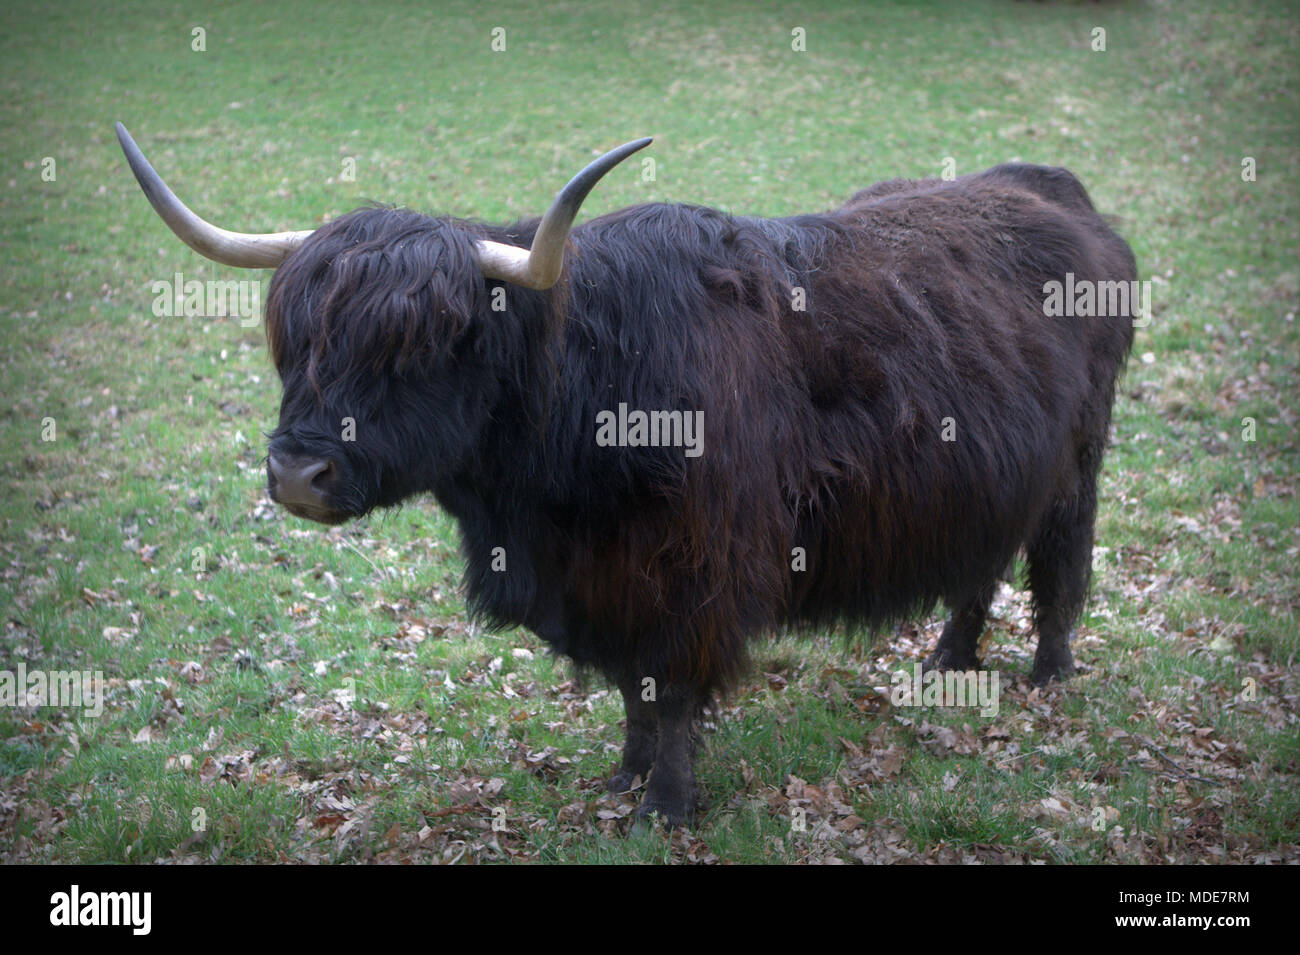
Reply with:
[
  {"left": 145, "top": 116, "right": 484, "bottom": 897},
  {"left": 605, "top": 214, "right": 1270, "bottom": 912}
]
[{"left": 117, "top": 127, "right": 1136, "bottom": 824}]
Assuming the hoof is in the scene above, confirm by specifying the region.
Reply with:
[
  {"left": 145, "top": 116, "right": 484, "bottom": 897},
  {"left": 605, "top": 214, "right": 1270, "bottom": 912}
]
[
  {"left": 1030, "top": 662, "right": 1075, "bottom": 687},
  {"left": 633, "top": 796, "right": 695, "bottom": 828},
  {"left": 633, "top": 776, "right": 699, "bottom": 828},
  {"left": 1031, "top": 637, "right": 1076, "bottom": 686},
  {"left": 607, "top": 770, "right": 643, "bottom": 795}
]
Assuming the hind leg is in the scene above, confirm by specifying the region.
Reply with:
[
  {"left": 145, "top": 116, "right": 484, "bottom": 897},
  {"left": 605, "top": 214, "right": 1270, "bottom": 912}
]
[
  {"left": 1026, "top": 483, "right": 1099, "bottom": 685},
  {"left": 925, "top": 581, "right": 997, "bottom": 671}
]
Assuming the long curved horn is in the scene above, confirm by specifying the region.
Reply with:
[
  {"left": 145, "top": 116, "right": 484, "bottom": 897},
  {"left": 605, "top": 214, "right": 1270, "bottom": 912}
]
[
  {"left": 115, "top": 123, "right": 313, "bottom": 269},
  {"left": 475, "top": 138, "right": 652, "bottom": 289}
]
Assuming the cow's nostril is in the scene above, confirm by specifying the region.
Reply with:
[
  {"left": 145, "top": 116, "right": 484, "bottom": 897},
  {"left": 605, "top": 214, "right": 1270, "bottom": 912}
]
[
  {"left": 309, "top": 459, "right": 334, "bottom": 491},
  {"left": 269, "top": 453, "right": 333, "bottom": 508}
]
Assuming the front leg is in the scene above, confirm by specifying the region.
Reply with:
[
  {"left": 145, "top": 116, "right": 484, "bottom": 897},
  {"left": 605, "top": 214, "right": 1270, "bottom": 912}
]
[
  {"left": 924, "top": 581, "right": 997, "bottom": 673},
  {"left": 608, "top": 676, "right": 658, "bottom": 794},
  {"left": 634, "top": 683, "right": 702, "bottom": 826}
]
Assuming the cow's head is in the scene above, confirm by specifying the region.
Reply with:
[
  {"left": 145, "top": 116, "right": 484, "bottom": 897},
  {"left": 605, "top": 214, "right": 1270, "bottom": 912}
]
[{"left": 115, "top": 124, "right": 648, "bottom": 524}]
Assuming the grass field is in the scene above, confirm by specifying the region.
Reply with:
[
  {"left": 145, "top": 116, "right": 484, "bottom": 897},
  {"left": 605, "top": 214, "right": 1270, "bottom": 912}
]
[{"left": 1, "top": 0, "right": 1297, "bottom": 864}]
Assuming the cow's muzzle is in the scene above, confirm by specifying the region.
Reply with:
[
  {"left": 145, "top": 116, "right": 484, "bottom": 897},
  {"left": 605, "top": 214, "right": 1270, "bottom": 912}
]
[{"left": 267, "top": 452, "right": 346, "bottom": 524}]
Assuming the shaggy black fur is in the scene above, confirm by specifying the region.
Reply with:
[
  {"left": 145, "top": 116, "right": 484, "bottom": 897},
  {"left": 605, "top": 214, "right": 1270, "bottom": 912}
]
[{"left": 263, "top": 162, "right": 1136, "bottom": 823}]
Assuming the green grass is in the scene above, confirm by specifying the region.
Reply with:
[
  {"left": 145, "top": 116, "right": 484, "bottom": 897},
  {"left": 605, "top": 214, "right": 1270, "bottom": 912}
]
[{"left": 1, "top": 0, "right": 1297, "bottom": 864}]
